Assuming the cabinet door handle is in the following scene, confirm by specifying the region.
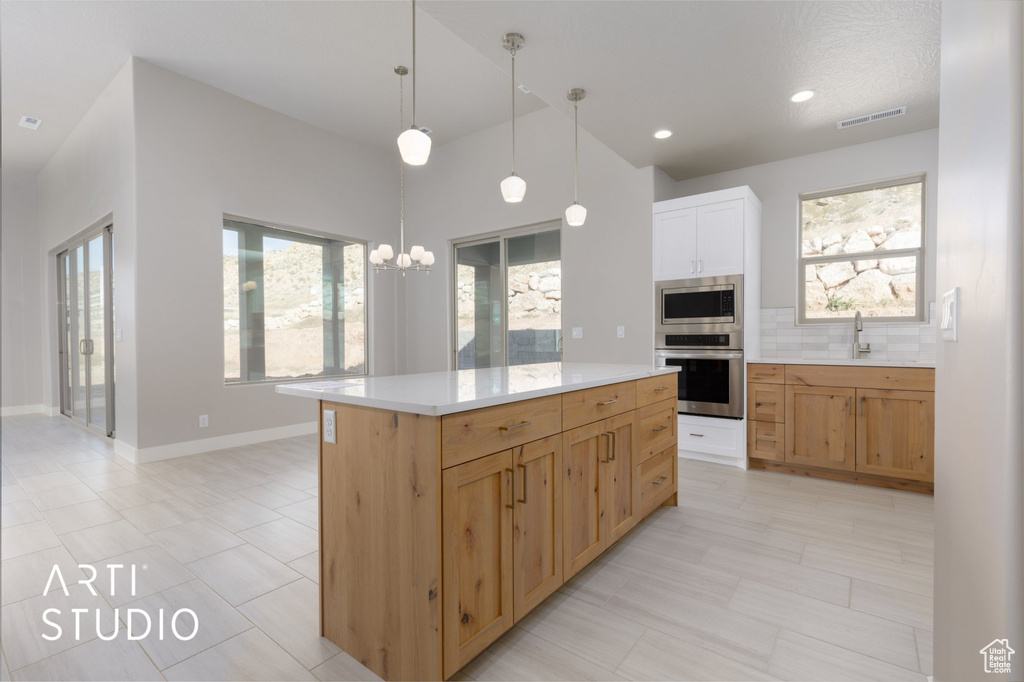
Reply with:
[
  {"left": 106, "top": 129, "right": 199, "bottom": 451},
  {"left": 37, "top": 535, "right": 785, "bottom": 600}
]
[
  {"left": 653, "top": 476, "right": 668, "bottom": 486},
  {"left": 848, "top": 399, "right": 852, "bottom": 416},
  {"left": 608, "top": 432, "right": 616, "bottom": 461},
  {"left": 598, "top": 399, "right": 618, "bottom": 406},
  {"left": 755, "top": 401, "right": 776, "bottom": 407},
  {"left": 859, "top": 396, "right": 865, "bottom": 417},
  {"left": 698, "top": 259, "right": 703, "bottom": 273},
  {"left": 500, "top": 421, "right": 532, "bottom": 433},
  {"left": 652, "top": 425, "right": 668, "bottom": 433},
  {"left": 689, "top": 433, "right": 704, "bottom": 438},
  {"left": 690, "top": 260, "right": 695, "bottom": 273},
  {"left": 517, "top": 463, "right": 527, "bottom": 504},
  {"left": 653, "top": 386, "right": 670, "bottom": 392},
  {"left": 599, "top": 433, "right": 610, "bottom": 463},
  {"left": 505, "top": 468, "right": 515, "bottom": 509}
]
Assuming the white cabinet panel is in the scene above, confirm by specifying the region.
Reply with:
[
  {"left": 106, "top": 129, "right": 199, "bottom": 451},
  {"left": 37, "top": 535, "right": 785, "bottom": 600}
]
[
  {"left": 653, "top": 208, "right": 697, "bottom": 281},
  {"left": 696, "top": 200, "right": 744, "bottom": 277}
]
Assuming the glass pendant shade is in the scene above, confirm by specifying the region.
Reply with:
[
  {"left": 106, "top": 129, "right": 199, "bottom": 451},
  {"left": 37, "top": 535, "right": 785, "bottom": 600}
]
[
  {"left": 369, "top": 249, "right": 383, "bottom": 265},
  {"left": 378, "top": 244, "right": 394, "bottom": 261},
  {"left": 420, "top": 251, "right": 435, "bottom": 266},
  {"left": 565, "top": 201, "right": 587, "bottom": 227},
  {"left": 501, "top": 173, "right": 527, "bottom": 203},
  {"left": 396, "top": 253, "right": 413, "bottom": 268},
  {"left": 397, "top": 128, "right": 431, "bottom": 165},
  {"left": 409, "top": 245, "right": 425, "bottom": 261}
]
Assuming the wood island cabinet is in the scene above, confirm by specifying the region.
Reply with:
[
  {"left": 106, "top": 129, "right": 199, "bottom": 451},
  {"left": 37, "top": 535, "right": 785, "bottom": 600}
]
[
  {"left": 746, "top": 362, "right": 935, "bottom": 492},
  {"left": 316, "top": 373, "right": 679, "bottom": 681}
]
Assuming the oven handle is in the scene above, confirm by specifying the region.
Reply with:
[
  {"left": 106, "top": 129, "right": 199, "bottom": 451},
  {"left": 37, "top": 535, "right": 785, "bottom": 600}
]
[{"left": 655, "top": 351, "right": 743, "bottom": 361}]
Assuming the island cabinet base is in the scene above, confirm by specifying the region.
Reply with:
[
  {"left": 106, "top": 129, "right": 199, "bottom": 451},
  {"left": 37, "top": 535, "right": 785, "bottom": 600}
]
[{"left": 317, "top": 375, "right": 679, "bottom": 681}]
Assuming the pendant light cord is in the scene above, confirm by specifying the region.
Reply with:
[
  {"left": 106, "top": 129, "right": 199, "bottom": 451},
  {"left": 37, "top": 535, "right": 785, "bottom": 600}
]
[
  {"left": 510, "top": 48, "right": 516, "bottom": 174},
  {"left": 411, "top": 0, "right": 417, "bottom": 130},
  {"left": 573, "top": 102, "right": 579, "bottom": 201},
  {"left": 399, "top": 71, "right": 406, "bottom": 256}
]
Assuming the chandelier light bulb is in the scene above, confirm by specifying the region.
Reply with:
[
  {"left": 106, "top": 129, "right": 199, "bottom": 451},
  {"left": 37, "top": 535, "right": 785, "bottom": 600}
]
[
  {"left": 378, "top": 244, "right": 394, "bottom": 261},
  {"left": 397, "top": 127, "right": 431, "bottom": 165},
  {"left": 410, "top": 245, "right": 425, "bottom": 261},
  {"left": 565, "top": 201, "right": 587, "bottom": 227},
  {"left": 500, "top": 173, "right": 527, "bottom": 203}
]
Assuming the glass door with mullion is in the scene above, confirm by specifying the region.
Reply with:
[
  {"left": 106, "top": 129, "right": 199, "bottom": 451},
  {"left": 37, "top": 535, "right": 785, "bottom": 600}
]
[{"left": 58, "top": 227, "right": 114, "bottom": 435}]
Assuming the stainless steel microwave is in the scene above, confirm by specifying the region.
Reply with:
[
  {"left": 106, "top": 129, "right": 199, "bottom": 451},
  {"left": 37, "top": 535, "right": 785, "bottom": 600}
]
[{"left": 656, "top": 274, "right": 743, "bottom": 336}]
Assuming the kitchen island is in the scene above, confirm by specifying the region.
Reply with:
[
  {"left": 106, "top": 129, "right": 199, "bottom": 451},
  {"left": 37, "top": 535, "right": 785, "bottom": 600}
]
[{"left": 277, "top": 362, "right": 680, "bottom": 681}]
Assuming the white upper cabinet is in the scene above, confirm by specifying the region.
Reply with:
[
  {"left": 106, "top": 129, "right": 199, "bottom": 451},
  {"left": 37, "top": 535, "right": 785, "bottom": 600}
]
[
  {"left": 695, "top": 200, "right": 744, "bottom": 277},
  {"left": 654, "top": 189, "right": 754, "bottom": 281},
  {"left": 652, "top": 207, "right": 697, "bottom": 281}
]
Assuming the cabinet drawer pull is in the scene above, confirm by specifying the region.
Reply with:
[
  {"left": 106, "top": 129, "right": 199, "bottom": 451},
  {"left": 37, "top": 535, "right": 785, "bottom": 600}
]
[
  {"left": 651, "top": 425, "right": 668, "bottom": 433},
  {"left": 505, "top": 468, "right": 514, "bottom": 509},
  {"left": 653, "top": 386, "right": 670, "bottom": 392},
  {"left": 755, "top": 401, "right": 776, "bottom": 407},
  {"left": 598, "top": 399, "right": 618, "bottom": 406},
  {"left": 652, "top": 476, "right": 668, "bottom": 486},
  {"left": 500, "top": 421, "right": 532, "bottom": 433},
  {"left": 517, "top": 463, "right": 527, "bottom": 504},
  {"left": 689, "top": 433, "right": 704, "bottom": 438},
  {"left": 756, "top": 439, "right": 777, "bottom": 446},
  {"left": 753, "top": 372, "right": 774, "bottom": 377}
]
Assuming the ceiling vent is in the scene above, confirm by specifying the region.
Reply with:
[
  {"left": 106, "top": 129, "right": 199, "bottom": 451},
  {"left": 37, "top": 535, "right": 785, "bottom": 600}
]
[
  {"left": 19, "top": 116, "right": 42, "bottom": 130},
  {"left": 837, "top": 106, "right": 907, "bottom": 130}
]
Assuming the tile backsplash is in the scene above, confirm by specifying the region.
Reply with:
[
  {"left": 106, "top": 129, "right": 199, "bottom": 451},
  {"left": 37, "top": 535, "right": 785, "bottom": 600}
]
[{"left": 759, "top": 302, "right": 937, "bottom": 363}]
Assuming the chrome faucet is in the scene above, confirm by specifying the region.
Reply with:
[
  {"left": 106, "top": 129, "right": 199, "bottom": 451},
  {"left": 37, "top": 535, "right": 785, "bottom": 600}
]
[{"left": 853, "top": 311, "right": 871, "bottom": 358}]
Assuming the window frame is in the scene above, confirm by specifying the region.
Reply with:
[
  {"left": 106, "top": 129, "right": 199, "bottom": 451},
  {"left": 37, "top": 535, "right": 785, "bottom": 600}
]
[
  {"left": 450, "top": 220, "right": 562, "bottom": 369},
  {"left": 797, "top": 174, "right": 926, "bottom": 325},
  {"left": 222, "top": 214, "right": 369, "bottom": 385}
]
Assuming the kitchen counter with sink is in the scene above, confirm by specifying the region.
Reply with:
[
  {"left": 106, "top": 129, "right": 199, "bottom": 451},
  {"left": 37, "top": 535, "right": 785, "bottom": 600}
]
[{"left": 748, "top": 356, "right": 935, "bottom": 368}]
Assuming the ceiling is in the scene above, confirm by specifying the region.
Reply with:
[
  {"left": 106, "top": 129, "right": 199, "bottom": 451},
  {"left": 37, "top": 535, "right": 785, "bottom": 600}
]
[{"left": 1, "top": 1, "right": 940, "bottom": 180}]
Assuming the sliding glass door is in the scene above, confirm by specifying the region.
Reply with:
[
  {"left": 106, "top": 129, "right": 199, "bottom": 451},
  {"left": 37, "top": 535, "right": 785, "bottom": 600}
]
[
  {"left": 58, "top": 226, "right": 114, "bottom": 436},
  {"left": 453, "top": 224, "right": 561, "bottom": 369}
]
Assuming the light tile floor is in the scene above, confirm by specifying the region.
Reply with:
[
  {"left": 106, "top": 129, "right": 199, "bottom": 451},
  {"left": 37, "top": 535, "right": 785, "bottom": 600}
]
[{"left": 0, "top": 415, "right": 933, "bottom": 681}]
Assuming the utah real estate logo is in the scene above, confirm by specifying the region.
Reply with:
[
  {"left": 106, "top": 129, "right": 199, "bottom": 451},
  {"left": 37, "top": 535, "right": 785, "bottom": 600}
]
[{"left": 980, "top": 639, "right": 1015, "bottom": 674}]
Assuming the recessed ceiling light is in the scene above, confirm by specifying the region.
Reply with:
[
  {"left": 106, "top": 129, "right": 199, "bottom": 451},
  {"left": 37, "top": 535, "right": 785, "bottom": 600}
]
[
  {"left": 653, "top": 129, "right": 673, "bottom": 139},
  {"left": 790, "top": 90, "right": 816, "bottom": 103},
  {"left": 19, "top": 116, "right": 42, "bottom": 130}
]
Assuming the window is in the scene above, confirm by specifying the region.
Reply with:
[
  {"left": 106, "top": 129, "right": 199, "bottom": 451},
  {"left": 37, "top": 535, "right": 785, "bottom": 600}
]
[
  {"left": 454, "top": 225, "right": 561, "bottom": 369},
  {"left": 223, "top": 217, "right": 366, "bottom": 383},
  {"left": 799, "top": 176, "right": 925, "bottom": 323}
]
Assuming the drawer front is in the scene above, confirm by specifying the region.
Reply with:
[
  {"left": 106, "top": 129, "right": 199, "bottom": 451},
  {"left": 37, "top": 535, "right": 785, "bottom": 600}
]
[
  {"left": 747, "top": 420, "right": 785, "bottom": 461},
  {"left": 639, "top": 446, "right": 677, "bottom": 517},
  {"left": 786, "top": 364, "right": 935, "bottom": 392},
  {"left": 747, "top": 363, "right": 785, "bottom": 384},
  {"left": 562, "top": 381, "right": 637, "bottom": 431},
  {"left": 441, "top": 395, "right": 562, "bottom": 469},
  {"left": 637, "top": 374, "right": 676, "bottom": 407},
  {"left": 747, "top": 383, "right": 785, "bottom": 423},
  {"left": 638, "top": 398, "right": 677, "bottom": 464},
  {"left": 677, "top": 416, "right": 742, "bottom": 456}
]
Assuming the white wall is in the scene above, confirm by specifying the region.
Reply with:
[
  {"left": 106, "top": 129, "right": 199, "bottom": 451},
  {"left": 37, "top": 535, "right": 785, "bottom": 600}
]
[
  {"left": 670, "top": 129, "right": 939, "bottom": 310},
  {"left": 403, "top": 106, "right": 655, "bottom": 373},
  {"left": 37, "top": 59, "right": 139, "bottom": 446},
  {"left": 130, "top": 60, "right": 399, "bottom": 452},
  {"left": 933, "top": 2, "right": 1023, "bottom": 679},
  {"left": 1, "top": 169, "right": 44, "bottom": 412}
]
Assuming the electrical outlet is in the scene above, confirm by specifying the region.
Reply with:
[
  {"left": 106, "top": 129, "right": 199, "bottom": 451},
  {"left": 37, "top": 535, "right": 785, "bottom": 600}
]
[
  {"left": 572, "top": 327, "right": 583, "bottom": 339},
  {"left": 116, "top": 328, "right": 123, "bottom": 342},
  {"left": 617, "top": 325, "right": 625, "bottom": 339},
  {"left": 199, "top": 415, "right": 209, "bottom": 428},
  {"left": 323, "top": 409, "right": 337, "bottom": 444}
]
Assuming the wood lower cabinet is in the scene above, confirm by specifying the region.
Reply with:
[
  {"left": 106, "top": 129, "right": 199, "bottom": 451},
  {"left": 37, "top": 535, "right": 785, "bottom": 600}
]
[
  {"left": 604, "top": 411, "right": 639, "bottom": 544},
  {"left": 856, "top": 389, "right": 935, "bottom": 481},
  {"left": 747, "top": 362, "right": 935, "bottom": 491},
  {"left": 512, "top": 436, "right": 563, "bottom": 621},
  {"left": 442, "top": 451, "right": 514, "bottom": 675},
  {"left": 785, "top": 385, "right": 857, "bottom": 471}
]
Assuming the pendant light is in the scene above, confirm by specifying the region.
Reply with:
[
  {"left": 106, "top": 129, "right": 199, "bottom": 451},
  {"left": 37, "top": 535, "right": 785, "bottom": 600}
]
[
  {"left": 565, "top": 88, "right": 587, "bottom": 227},
  {"left": 396, "top": 0, "right": 431, "bottom": 166},
  {"left": 500, "top": 32, "right": 526, "bottom": 203},
  {"left": 370, "top": 66, "right": 433, "bottom": 275}
]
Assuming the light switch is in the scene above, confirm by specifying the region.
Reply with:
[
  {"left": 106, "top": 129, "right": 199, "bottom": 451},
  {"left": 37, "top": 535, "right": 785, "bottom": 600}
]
[
  {"left": 617, "top": 325, "right": 625, "bottom": 339},
  {"left": 572, "top": 327, "right": 583, "bottom": 339},
  {"left": 116, "top": 328, "right": 123, "bottom": 342},
  {"left": 941, "top": 287, "right": 959, "bottom": 341}
]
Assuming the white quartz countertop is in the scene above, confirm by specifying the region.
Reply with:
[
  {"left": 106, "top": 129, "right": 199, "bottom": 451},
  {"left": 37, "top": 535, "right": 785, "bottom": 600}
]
[
  {"left": 275, "top": 362, "right": 680, "bottom": 416},
  {"left": 748, "top": 357, "right": 935, "bottom": 369}
]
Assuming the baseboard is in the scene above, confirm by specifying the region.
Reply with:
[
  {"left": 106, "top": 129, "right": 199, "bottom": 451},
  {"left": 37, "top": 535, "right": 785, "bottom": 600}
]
[
  {"left": 0, "top": 404, "right": 50, "bottom": 417},
  {"left": 679, "top": 449, "right": 748, "bottom": 470},
  {"left": 114, "top": 421, "right": 317, "bottom": 464}
]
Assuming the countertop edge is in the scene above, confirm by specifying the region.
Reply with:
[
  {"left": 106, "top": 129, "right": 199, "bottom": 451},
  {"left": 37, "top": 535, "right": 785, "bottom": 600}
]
[
  {"left": 747, "top": 357, "right": 936, "bottom": 369},
  {"left": 275, "top": 365, "right": 680, "bottom": 416}
]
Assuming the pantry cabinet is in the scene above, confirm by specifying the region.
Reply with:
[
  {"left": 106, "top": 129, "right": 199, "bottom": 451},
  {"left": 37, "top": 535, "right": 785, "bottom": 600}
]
[{"left": 746, "top": 363, "right": 935, "bottom": 491}]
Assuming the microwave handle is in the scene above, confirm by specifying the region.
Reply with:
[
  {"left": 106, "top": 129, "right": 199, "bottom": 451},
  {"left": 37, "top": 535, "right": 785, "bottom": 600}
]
[{"left": 656, "top": 351, "right": 743, "bottom": 361}]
